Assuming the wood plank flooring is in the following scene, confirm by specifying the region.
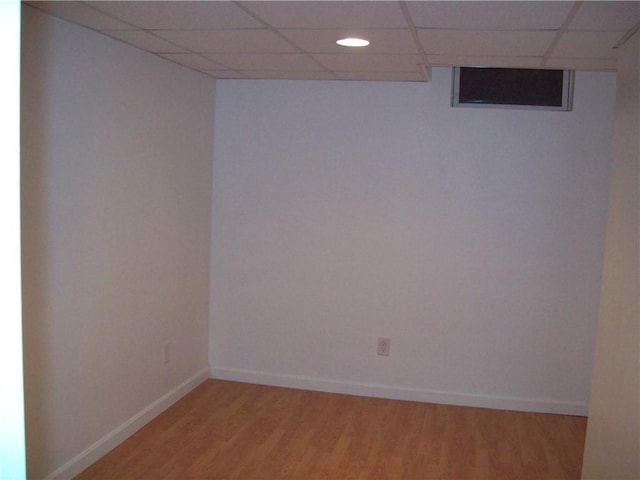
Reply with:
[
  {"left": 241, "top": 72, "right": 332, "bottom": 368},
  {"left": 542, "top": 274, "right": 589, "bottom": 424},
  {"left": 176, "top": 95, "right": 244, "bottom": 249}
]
[{"left": 74, "top": 380, "right": 586, "bottom": 479}]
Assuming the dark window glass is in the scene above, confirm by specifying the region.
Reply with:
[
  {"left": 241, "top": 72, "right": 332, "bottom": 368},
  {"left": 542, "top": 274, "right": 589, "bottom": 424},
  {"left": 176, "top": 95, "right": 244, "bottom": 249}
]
[{"left": 458, "top": 67, "right": 565, "bottom": 107}]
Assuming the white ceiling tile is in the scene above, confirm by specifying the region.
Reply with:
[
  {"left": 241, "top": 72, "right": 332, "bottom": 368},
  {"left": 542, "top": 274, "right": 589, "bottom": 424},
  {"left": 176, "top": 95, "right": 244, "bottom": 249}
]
[
  {"left": 552, "top": 31, "right": 625, "bottom": 58},
  {"left": 418, "top": 29, "right": 556, "bottom": 56},
  {"left": 241, "top": 1, "right": 407, "bottom": 28},
  {"left": 568, "top": 1, "right": 640, "bottom": 32},
  {"left": 159, "top": 53, "right": 225, "bottom": 70},
  {"left": 153, "top": 29, "right": 297, "bottom": 54},
  {"left": 281, "top": 28, "right": 418, "bottom": 54},
  {"left": 312, "top": 54, "right": 423, "bottom": 72},
  {"left": 427, "top": 55, "right": 543, "bottom": 68},
  {"left": 406, "top": 1, "right": 575, "bottom": 30},
  {"left": 205, "top": 53, "right": 324, "bottom": 72},
  {"left": 28, "top": 0, "right": 627, "bottom": 80},
  {"left": 26, "top": 1, "right": 133, "bottom": 29},
  {"left": 90, "top": 1, "right": 262, "bottom": 30},
  {"left": 105, "top": 30, "right": 187, "bottom": 53},
  {"left": 544, "top": 57, "right": 618, "bottom": 71}
]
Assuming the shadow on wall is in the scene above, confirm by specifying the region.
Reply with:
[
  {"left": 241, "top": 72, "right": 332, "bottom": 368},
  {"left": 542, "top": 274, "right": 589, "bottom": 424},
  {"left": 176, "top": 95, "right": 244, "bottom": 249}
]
[{"left": 21, "top": 11, "right": 55, "bottom": 480}]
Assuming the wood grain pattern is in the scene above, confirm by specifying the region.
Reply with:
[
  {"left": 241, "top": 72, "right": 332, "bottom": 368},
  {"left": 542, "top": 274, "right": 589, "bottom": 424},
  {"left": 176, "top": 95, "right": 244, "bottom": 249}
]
[{"left": 74, "top": 380, "right": 586, "bottom": 479}]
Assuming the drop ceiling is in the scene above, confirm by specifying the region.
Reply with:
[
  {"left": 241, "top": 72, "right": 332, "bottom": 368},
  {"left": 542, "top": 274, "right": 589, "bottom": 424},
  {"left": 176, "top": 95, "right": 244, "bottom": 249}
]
[{"left": 25, "top": 1, "right": 640, "bottom": 81}]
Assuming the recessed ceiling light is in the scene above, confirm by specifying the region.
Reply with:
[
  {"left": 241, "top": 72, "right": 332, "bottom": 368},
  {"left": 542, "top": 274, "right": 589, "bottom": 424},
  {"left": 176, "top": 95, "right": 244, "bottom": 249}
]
[{"left": 336, "top": 37, "right": 370, "bottom": 48}]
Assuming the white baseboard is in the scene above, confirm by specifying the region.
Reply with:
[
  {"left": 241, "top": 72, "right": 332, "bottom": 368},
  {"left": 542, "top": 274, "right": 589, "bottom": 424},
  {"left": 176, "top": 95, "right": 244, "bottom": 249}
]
[
  {"left": 210, "top": 367, "right": 588, "bottom": 416},
  {"left": 45, "top": 366, "right": 210, "bottom": 480}
]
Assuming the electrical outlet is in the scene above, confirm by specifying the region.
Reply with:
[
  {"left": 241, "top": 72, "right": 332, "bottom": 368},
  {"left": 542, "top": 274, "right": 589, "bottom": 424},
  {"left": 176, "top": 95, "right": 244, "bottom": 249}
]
[
  {"left": 164, "top": 342, "right": 171, "bottom": 365},
  {"left": 377, "top": 337, "right": 390, "bottom": 356}
]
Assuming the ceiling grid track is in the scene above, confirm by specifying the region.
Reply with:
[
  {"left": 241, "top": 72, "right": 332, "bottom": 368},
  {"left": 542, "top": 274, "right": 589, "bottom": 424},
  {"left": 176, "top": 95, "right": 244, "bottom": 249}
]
[
  {"left": 399, "top": 1, "right": 431, "bottom": 81},
  {"left": 614, "top": 22, "right": 640, "bottom": 49},
  {"left": 540, "top": 1, "right": 583, "bottom": 68},
  {"left": 233, "top": 1, "right": 339, "bottom": 79},
  {"left": 80, "top": 0, "right": 241, "bottom": 77}
]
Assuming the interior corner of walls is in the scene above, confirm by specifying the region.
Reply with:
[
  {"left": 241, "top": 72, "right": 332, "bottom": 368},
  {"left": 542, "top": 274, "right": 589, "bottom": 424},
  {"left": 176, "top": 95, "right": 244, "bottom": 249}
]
[{"left": 43, "top": 367, "right": 209, "bottom": 480}]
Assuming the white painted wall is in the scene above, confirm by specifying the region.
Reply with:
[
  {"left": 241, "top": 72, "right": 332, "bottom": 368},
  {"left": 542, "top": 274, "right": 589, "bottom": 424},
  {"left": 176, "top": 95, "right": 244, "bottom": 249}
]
[
  {"left": 582, "top": 31, "right": 639, "bottom": 480},
  {"left": 210, "top": 69, "right": 616, "bottom": 414},
  {"left": 21, "top": 7, "right": 214, "bottom": 479}
]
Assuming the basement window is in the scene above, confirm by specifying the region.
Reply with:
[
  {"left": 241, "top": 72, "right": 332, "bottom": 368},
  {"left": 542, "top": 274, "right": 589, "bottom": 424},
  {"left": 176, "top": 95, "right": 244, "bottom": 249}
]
[{"left": 452, "top": 67, "right": 574, "bottom": 111}]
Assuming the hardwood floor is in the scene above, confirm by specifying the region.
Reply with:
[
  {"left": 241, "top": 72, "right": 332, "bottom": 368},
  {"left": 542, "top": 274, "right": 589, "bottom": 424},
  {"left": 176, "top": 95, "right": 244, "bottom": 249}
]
[{"left": 75, "top": 380, "right": 586, "bottom": 479}]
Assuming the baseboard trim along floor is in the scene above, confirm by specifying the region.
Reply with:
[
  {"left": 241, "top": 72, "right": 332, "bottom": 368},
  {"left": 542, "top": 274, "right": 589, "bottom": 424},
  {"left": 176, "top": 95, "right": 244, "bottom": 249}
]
[
  {"left": 210, "top": 366, "right": 588, "bottom": 416},
  {"left": 45, "top": 366, "right": 210, "bottom": 480}
]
